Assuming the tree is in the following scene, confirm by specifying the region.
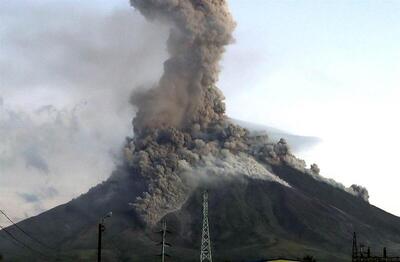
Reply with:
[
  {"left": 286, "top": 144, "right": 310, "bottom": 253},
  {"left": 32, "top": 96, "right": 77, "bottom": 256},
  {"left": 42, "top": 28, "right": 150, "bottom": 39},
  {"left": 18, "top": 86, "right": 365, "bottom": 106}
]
[{"left": 303, "top": 255, "right": 316, "bottom": 262}]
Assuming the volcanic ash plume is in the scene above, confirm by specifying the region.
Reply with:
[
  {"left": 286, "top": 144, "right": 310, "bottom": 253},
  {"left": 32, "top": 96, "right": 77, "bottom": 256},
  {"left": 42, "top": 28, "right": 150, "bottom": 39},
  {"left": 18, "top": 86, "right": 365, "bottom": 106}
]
[
  {"left": 125, "top": 0, "right": 368, "bottom": 226},
  {"left": 124, "top": 0, "right": 305, "bottom": 226},
  {"left": 130, "top": 0, "right": 236, "bottom": 132}
]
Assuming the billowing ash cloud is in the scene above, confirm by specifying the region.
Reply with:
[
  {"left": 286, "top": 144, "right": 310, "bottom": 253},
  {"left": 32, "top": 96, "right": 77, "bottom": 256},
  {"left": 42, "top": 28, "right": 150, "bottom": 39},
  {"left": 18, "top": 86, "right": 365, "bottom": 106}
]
[
  {"left": 130, "top": 0, "right": 236, "bottom": 132},
  {"left": 124, "top": 0, "right": 370, "bottom": 226},
  {"left": 349, "top": 184, "right": 369, "bottom": 202}
]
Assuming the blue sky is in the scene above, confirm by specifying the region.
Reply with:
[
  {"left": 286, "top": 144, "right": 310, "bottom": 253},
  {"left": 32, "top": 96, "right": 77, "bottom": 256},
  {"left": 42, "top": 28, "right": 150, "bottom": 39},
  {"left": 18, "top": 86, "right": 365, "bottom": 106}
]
[{"left": 0, "top": 0, "right": 399, "bottom": 222}]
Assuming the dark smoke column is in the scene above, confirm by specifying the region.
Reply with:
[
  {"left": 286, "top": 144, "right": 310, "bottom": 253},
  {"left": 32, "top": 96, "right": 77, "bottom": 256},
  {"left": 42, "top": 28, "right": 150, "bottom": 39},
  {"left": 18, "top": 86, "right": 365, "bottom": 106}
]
[
  {"left": 127, "top": 0, "right": 242, "bottom": 226},
  {"left": 130, "top": 0, "right": 236, "bottom": 133}
]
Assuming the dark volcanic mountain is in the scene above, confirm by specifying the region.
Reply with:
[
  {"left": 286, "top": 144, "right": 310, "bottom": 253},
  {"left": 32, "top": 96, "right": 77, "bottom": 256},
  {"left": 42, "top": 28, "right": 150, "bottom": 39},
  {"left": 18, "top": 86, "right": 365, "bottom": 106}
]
[
  {"left": 2, "top": 1, "right": 400, "bottom": 261},
  {"left": 1, "top": 162, "right": 400, "bottom": 262}
]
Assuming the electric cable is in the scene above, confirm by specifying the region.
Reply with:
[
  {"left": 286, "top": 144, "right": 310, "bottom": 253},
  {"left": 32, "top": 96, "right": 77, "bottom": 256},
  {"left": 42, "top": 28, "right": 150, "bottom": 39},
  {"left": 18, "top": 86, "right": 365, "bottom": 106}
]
[
  {"left": 0, "top": 223, "right": 53, "bottom": 261},
  {"left": 0, "top": 209, "right": 57, "bottom": 251}
]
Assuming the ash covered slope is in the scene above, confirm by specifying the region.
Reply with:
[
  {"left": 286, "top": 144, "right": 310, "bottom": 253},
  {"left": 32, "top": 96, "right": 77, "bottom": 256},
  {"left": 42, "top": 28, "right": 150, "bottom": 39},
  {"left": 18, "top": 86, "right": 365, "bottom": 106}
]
[{"left": 1, "top": 165, "right": 400, "bottom": 261}]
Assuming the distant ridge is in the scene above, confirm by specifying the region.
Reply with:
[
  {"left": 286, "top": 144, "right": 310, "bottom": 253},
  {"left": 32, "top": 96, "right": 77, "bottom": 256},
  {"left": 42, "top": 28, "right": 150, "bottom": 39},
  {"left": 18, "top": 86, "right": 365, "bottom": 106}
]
[{"left": 232, "top": 119, "right": 322, "bottom": 153}]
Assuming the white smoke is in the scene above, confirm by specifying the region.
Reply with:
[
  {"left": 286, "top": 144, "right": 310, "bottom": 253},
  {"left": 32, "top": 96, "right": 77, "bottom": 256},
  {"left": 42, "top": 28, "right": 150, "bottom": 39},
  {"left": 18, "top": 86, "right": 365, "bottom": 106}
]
[
  {"left": 192, "top": 151, "right": 291, "bottom": 187},
  {"left": 0, "top": 1, "right": 169, "bottom": 222},
  {"left": 0, "top": 100, "right": 123, "bottom": 222}
]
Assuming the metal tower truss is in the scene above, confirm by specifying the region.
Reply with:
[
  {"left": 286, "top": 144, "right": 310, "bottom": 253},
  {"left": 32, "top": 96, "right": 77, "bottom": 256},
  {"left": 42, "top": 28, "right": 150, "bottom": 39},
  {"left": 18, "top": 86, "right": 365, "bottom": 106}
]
[
  {"left": 200, "top": 190, "right": 212, "bottom": 262},
  {"left": 158, "top": 220, "right": 171, "bottom": 262}
]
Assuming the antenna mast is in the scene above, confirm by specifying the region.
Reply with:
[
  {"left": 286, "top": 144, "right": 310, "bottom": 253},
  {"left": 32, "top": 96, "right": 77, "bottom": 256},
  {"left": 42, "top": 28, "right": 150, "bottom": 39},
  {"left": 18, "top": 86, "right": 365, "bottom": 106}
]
[
  {"left": 158, "top": 220, "right": 170, "bottom": 262},
  {"left": 200, "top": 190, "right": 212, "bottom": 262}
]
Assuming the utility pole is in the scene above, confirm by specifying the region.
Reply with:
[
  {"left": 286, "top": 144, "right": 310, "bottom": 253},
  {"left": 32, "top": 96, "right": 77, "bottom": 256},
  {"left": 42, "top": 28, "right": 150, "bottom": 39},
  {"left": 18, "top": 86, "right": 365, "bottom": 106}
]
[
  {"left": 158, "top": 220, "right": 171, "bottom": 262},
  {"left": 97, "top": 212, "right": 112, "bottom": 262},
  {"left": 200, "top": 190, "right": 212, "bottom": 262},
  {"left": 352, "top": 232, "right": 358, "bottom": 262},
  {"left": 97, "top": 222, "right": 105, "bottom": 262}
]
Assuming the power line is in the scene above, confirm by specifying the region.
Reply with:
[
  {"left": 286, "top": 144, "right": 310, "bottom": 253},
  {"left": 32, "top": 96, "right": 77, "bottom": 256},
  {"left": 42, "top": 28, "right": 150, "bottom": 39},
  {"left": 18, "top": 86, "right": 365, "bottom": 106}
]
[
  {"left": 0, "top": 209, "right": 56, "bottom": 252},
  {"left": 0, "top": 223, "right": 53, "bottom": 261},
  {"left": 0, "top": 224, "right": 25, "bottom": 250}
]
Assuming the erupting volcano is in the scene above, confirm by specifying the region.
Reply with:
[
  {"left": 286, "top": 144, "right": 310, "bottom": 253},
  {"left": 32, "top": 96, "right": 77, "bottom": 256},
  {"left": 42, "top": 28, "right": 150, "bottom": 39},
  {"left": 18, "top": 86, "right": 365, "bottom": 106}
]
[
  {"left": 125, "top": 0, "right": 367, "bottom": 226},
  {"left": 1, "top": 1, "right": 400, "bottom": 261},
  {"left": 126, "top": 0, "right": 298, "bottom": 225}
]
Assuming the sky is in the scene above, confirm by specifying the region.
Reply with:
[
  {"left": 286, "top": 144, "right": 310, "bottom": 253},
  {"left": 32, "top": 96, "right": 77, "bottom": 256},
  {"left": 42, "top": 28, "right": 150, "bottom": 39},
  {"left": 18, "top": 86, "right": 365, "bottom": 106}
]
[{"left": 0, "top": 0, "right": 399, "bottom": 225}]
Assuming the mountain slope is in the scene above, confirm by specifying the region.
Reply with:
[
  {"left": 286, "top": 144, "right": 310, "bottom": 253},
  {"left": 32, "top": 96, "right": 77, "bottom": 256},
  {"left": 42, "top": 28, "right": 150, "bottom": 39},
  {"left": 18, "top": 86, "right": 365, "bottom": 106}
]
[{"left": 1, "top": 163, "right": 400, "bottom": 262}]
